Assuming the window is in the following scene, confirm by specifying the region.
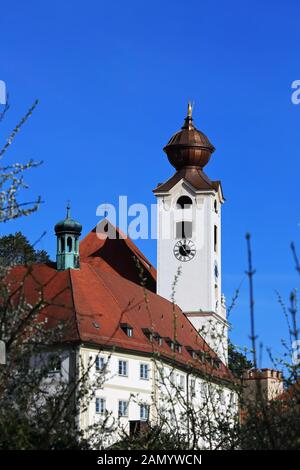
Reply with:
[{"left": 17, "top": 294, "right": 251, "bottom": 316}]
[
  {"left": 214, "top": 199, "right": 218, "bottom": 213},
  {"left": 157, "top": 367, "right": 164, "bottom": 381},
  {"left": 95, "top": 355, "right": 105, "bottom": 372},
  {"left": 177, "top": 195, "right": 192, "bottom": 209},
  {"left": 67, "top": 236, "right": 72, "bottom": 253},
  {"left": 186, "top": 346, "right": 197, "bottom": 359},
  {"left": 190, "top": 378, "right": 196, "bottom": 398},
  {"left": 60, "top": 237, "right": 65, "bottom": 252},
  {"left": 140, "top": 404, "right": 149, "bottom": 421},
  {"left": 198, "top": 351, "right": 206, "bottom": 363},
  {"left": 140, "top": 363, "right": 149, "bottom": 380},
  {"left": 48, "top": 354, "right": 61, "bottom": 374},
  {"left": 214, "top": 225, "right": 217, "bottom": 252},
  {"left": 118, "top": 400, "right": 128, "bottom": 417},
  {"left": 176, "top": 221, "right": 192, "bottom": 239},
  {"left": 156, "top": 335, "right": 163, "bottom": 346},
  {"left": 219, "top": 390, "right": 226, "bottom": 406},
  {"left": 118, "top": 360, "right": 128, "bottom": 376},
  {"left": 213, "top": 359, "right": 221, "bottom": 370},
  {"left": 142, "top": 328, "right": 153, "bottom": 342},
  {"left": 169, "top": 371, "right": 175, "bottom": 385},
  {"left": 95, "top": 397, "right": 106, "bottom": 414},
  {"left": 200, "top": 382, "right": 208, "bottom": 400},
  {"left": 165, "top": 338, "right": 175, "bottom": 351},
  {"left": 120, "top": 324, "right": 133, "bottom": 337},
  {"left": 174, "top": 342, "right": 182, "bottom": 353},
  {"left": 177, "top": 374, "right": 185, "bottom": 391}
]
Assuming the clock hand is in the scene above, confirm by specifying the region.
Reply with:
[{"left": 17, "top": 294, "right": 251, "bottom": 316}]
[{"left": 181, "top": 244, "right": 188, "bottom": 256}]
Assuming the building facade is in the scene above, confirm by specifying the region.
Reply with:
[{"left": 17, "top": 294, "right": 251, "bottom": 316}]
[{"left": 10, "top": 104, "right": 236, "bottom": 447}]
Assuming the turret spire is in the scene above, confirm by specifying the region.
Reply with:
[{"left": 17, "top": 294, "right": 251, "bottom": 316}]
[
  {"left": 182, "top": 100, "right": 195, "bottom": 130},
  {"left": 66, "top": 201, "right": 71, "bottom": 219},
  {"left": 54, "top": 206, "right": 82, "bottom": 271},
  {"left": 187, "top": 100, "right": 193, "bottom": 118}
]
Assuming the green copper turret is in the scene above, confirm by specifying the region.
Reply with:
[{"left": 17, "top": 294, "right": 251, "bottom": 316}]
[{"left": 55, "top": 203, "right": 82, "bottom": 270}]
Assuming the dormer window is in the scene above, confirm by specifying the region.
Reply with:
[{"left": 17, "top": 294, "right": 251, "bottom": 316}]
[
  {"left": 174, "top": 342, "right": 182, "bottom": 353},
  {"left": 197, "top": 351, "right": 206, "bottom": 363},
  {"left": 213, "top": 359, "right": 221, "bottom": 369},
  {"left": 154, "top": 333, "right": 163, "bottom": 346},
  {"left": 120, "top": 323, "right": 133, "bottom": 337},
  {"left": 165, "top": 337, "right": 175, "bottom": 351},
  {"left": 205, "top": 353, "right": 214, "bottom": 366},
  {"left": 143, "top": 329, "right": 163, "bottom": 346},
  {"left": 142, "top": 328, "right": 153, "bottom": 342},
  {"left": 186, "top": 346, "right": 197, "bottom": 359}
]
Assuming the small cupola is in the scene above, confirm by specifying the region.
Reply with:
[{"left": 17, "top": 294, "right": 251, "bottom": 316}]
[{"left": 55, "top": 203, "right": 82, "bottom": 271}]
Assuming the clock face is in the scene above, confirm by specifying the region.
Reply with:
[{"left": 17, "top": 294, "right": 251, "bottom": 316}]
[{"left": 173, "top": 239, "right": 196, "bottom": 262}]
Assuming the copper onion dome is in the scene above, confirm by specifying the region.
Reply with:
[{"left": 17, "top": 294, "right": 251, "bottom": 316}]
[
  {"left": 163, "top": 102, "right": 215, "bottom": 170},
  {"left": 55, "top": 203, "right": 82, "bottom": 235}
]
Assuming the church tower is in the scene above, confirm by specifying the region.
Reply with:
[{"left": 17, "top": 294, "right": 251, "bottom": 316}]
[
  {"left": 55, "top": 204, "right": 82, "bottom": 270},
  {"left": 154, "top": 103, "right": 228, "bottom": 363}
]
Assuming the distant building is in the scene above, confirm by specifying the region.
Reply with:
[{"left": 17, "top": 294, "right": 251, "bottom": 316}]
[{"left": 242, "top": 369, "right": 284, "bottom": 403}]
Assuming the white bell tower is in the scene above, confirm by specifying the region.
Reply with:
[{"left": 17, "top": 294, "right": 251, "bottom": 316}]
[{"left": 154, "top": 103, "right": 228, "bottom": 364}]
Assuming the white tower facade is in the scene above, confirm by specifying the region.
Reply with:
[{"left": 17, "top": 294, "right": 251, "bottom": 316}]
[{"left": 154, "top": 104, "right": 228, "bottom": 363}]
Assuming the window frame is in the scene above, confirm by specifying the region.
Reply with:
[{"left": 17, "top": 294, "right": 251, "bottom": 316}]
[
  {"left": 140, "top": 363, "right": 150, "bottom": 380},
  {"left": 95, "top": 397, "right": 106, "bottom": 415},
  {"left": 118, "top": 359, "right": 128, "bottom": 377},
  {"left": 95, "top": 355, "right": 105, "bottom": 372},
  {"left": 118, "top": 399, "right": 129, "bottom": 417},
  {"left": 140, "top": 403, "right": 149, "bottom": 421},
  {"left": 48, "top": 354, "right": 62, "bottom": 375},
  {"left": 177, "top": 373, "right": 185, "bottom": 391}
]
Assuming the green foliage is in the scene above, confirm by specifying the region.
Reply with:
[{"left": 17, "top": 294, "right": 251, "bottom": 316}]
[
  {"left": 0, "top": 232, "right": 50, "bottom": 266},
  {"left": 228, "top": 339, "right": 253, "bottom": 378}
]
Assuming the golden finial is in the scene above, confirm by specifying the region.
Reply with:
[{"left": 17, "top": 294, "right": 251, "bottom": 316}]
[{"left": 187, "top": 100, "right": 193, "bottom": 118}]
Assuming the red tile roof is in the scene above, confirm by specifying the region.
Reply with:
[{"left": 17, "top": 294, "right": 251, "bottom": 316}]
[
  {"left": 80, "top": 224, "right": 156, "bottom": 292},
  {"left": 7, "top": 225, "right": 233, "bottom": 383}
]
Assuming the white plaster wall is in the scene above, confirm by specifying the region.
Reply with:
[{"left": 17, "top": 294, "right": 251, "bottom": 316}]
[
  {"left": 78, "top": 347, "right": 237, "bottom": 447},
  {"left": 155, "top": 179, "right": 228, "bottom": 362},
  {"left": 156, "top": 181, "right": 222, "bottom": 315}
]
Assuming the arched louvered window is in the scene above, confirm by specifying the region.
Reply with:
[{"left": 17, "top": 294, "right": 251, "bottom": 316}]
[
  {"left": 176, "top": 195, "right": 192, "bottom": 209},
  {"left": 67, "top": 236, "right": 72, "bottom": 253}
]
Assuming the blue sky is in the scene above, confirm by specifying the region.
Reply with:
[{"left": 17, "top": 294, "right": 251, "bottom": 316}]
[{"left": 1, "top": 0, "right": 300, "bottom": 367}]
